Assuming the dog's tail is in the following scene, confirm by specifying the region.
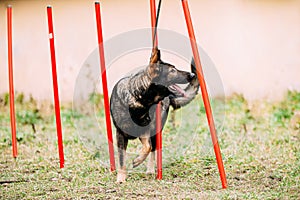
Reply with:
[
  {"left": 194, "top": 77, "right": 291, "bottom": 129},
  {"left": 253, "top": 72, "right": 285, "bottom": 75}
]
[{"left": 170, "top": 58, "right": 200, "bottom": 109}]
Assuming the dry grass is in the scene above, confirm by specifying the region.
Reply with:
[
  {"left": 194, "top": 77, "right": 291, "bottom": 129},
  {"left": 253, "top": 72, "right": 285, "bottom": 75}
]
[{"left": 0, "top": 92, "right": 299, "bottom": 199}]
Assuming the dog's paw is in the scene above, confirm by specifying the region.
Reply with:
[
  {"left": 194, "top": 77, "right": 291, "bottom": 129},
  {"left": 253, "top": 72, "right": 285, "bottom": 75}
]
[
  {"left": 132, "top": 157, "right": 143, "bottom": 168},
  {"left": 146, "top": 168, "right": 155, "bottom": 174},
  {"left": 133, "top": 155, "right": 148, "bottom": 168},
  {"left": 116, "top": 172, "right": 127, "bottom": 183}
]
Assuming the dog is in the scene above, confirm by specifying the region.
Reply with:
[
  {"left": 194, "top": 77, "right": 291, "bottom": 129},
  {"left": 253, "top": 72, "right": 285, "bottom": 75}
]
[{"left": 110, "top": 47, "right": 199, "bottom": 183}]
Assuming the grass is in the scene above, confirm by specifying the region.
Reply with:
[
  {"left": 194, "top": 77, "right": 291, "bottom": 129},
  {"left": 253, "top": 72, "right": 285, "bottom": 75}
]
[{"left": 0, "top": 91, "right": 299, "bottom": 199}]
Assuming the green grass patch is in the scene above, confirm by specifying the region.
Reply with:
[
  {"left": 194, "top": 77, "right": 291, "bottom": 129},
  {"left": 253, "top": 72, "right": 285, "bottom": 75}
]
[{"left": 0, "top": 92, "right": 299, "bottom": 199}]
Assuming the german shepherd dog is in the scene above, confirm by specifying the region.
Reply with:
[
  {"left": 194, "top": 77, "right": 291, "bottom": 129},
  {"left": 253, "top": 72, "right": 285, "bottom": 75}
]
[{"left": 110, "top": 47, "right": 199, "bottom": 182}]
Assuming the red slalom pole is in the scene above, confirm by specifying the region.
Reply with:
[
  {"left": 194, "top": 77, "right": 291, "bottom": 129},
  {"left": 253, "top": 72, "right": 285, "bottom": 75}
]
[
  {"left": 47, "top": 6, "right": 64, "bottom": 168},
  {"left": 155, "top": 102, "right": 163, "bottom": 180},
  {"left": 150, "top": 0, "right": 163, "bottom": 180},
  {"left": 7, "top": 5, "right": 17, "bottom": 158},
  {"left": 150, "top": 0, "right": 158, "bottom": 48},
  {"left": 181, "top": 0, "right": 227, "bottom": 189},
  {"left": 95, "top": 2, "right": 116, "bottom": 172}
]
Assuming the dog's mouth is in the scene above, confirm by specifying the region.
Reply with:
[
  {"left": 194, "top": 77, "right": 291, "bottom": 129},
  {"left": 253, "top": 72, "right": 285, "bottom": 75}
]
[{"left": 168, "top": 84, "right": 187, "bottom": 97}]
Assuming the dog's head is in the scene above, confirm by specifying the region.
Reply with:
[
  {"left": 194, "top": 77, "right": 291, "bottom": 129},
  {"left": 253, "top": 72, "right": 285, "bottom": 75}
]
[{"left": 147, "top": 47, "right": 195, "bottom": 97}]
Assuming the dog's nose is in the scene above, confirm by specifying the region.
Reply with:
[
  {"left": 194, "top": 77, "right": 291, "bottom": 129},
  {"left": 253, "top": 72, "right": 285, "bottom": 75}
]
[{"left": 188, "top": 73, "right": 195, "bottom": 81}]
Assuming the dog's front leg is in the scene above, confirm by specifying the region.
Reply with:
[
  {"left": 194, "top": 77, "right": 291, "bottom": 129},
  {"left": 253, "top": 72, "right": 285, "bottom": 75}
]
[
  {"left": 116, "top": 129, "right": 128, "bottom": 183},
  {"left": 133, "top": 136, "right": 152, "bottom": 168},
  {"left": 146, "top": 151, "right": 155, "bottom": 174}
]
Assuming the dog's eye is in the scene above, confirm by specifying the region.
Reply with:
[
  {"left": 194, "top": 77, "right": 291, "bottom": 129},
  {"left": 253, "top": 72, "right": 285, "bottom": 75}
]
[{"left": 170, "top": 68, "right": 176, "bottom": 73}]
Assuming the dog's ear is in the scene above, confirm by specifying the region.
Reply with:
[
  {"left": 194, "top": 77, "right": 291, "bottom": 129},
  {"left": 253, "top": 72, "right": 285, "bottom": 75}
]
[
  {"left": 150, "top": 47, "right": 161, "bottom": 64},
  {"left": 148, "top": 47, "right": 161, "bottom": 78},
  {"left": 191, "top": 57, "right": 197, "bottom": 75}
]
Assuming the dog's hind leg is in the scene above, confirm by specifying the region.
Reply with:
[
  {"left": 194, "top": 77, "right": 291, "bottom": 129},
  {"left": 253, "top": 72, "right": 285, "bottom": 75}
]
[
  {"left": 116, "top": 129, "right": 128, "bottom": 183},
  {"left": 133, "top": 136, "right": 152, "bottom": 168}
]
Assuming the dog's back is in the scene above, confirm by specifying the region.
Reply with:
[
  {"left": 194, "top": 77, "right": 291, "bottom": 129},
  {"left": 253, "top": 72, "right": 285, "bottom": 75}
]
[{"left": 111, "top": 70, "right": 163, "bottom": 138}]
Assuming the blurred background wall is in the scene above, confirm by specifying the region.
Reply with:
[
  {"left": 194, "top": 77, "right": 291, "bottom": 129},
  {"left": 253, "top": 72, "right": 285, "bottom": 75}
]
[{"left": 0, "top": 0, "right": 299, "bottom": 101}]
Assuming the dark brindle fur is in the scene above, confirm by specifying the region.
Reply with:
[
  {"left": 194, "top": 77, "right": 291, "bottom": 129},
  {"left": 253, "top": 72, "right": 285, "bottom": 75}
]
[{"left": 110, "top": 48, "right": 199, "bottom": 182}]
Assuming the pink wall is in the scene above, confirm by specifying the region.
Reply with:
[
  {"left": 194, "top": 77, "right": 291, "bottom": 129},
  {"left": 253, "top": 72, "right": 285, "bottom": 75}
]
[{"left": 0, "top": 0, "right": 299, "bottom": 101}]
